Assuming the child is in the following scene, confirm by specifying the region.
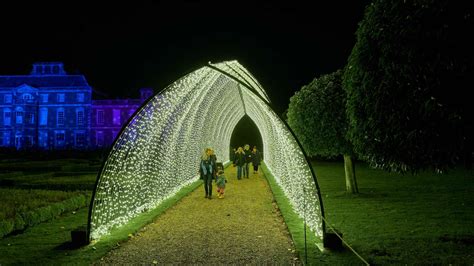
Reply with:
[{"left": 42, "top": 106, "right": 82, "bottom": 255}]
[{"left": 216, "top": 170, "right": 227, "bottom": 199}]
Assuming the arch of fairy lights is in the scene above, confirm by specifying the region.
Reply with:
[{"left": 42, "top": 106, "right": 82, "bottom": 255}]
[{"left": 87, "top": 60, "right": 326, "bottom": 243}]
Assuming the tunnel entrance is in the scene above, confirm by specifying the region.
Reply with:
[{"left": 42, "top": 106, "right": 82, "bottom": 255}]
[{"left": 230, "top": 115, "right": 263, "bottom": 158}]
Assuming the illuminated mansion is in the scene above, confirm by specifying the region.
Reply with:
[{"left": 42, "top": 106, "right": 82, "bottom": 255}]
[{"left": 0, "top": 62, "right": 153, "bottom": 150}]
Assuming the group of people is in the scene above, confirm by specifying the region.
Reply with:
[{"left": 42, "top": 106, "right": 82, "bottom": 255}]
[
  {"left": 199, "top": 145, "right": 262, "bottom": 200},
  {"left": 231, "top": 144, "right": 262, "bottom": 180}
]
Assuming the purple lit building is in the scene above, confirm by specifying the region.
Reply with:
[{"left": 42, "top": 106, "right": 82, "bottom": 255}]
[
  {"left": 91, "top": 88, "right": 153, "bottom": 147},
  {"left": 0, "top": 62, "right": 152, "bottom": 150}
]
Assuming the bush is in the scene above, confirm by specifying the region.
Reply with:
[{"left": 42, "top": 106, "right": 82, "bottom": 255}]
[
  {"left": 0, "top": 220, "right": 14, "bottom": 238},
  {"left": 0, "top": 193, "right": 88, "bottom": 239},
  {"left": 13, "top": 213, "right": 25, "bottom": 231}
]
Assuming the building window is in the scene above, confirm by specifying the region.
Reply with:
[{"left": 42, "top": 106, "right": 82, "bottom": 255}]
[
  {"left": 113, "top": 109, "right": 121, "bottom": 125},
  {"left": 39, "top": 108, "right": 48, "bottom": 126},
  {"left": 3, "top": 108, "right": 11, "bottom": 126},
  {"left": 76, "top": 108, "right": 84, "bottom": 126},
  {"left": 40, "top": 94, "right": 49, "bottom": 103},
  {"left": 4, "top": 94, "right": 12, "bottom": 104},
  {"left": 39, "top": 131, "right": 48, "bottom": 148},
  {"left": 55, "top": 130, "right": 65, "bottom": 147},
  {"left": 26, "top": 113, "right": 35, "bottom": 124},
  {"left": 77, "top": 93, "right": 85, "bottom": 102},
  {"left": 2, "top": 132, "right": 11, "bottom": 146},
  {"left": 15, "top": 134, "right": 23, "bottom": 150},
  {"left": 57, "top": 93, "right": 65, "bottom": 103},
  {"left": 15, "top": 107, "right": 23, "bottom": 124},
  {"left": 75, "top": 131, "right": 86, "bottom": 147},
  {"left": 97, "top": 110, "right": 105, "bottom": 125},
  {"left": 57, "top": 108, "right": 65, "bottom": 126},
  {"left": 112, "top": 130, "right": 119, "bottom": 141},
  {"left": 96, "top": 131, "right": 104, "bottom": 147},
  {"left": 22, "top": 93, "right": 33, "bottom": 101}
]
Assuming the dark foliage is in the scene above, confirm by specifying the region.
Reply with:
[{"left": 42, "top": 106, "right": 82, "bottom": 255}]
[
  {"left": 343, "top": 0, "right": 473, "bottom": 172},
  {"left": 288, "top": 70, "right": 353, "bottom": 158}
]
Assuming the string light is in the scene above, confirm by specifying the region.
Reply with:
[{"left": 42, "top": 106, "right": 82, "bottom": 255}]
[{"left": 89, "top": 61, "right": 324, "bottom": 242}]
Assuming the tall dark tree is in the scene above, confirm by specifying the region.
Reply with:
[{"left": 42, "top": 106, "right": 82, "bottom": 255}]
[
  {"left": 288, "top": 70, "right": 358, "bottom": 193},
  {"left": 343, "top": 0, "right": 473, "bottom": 173}
]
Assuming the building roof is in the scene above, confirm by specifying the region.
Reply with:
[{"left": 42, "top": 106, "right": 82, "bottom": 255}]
[
  {"left": 0, "top": 75, "right": 90, "bottom": 88},
  {"left": 92, "top": 99, "right": 142, "bottom": 106}
]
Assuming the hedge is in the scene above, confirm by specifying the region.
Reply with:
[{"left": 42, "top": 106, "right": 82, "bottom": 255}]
[{"left": 0, "top": 194, "right": 88, "bottom": 239}]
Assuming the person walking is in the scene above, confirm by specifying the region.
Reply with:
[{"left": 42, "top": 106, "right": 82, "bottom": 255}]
[
  {"left": 210, "top": 148, "right": 217, "bottom": 179},
  {"left": 235, "top": 147, "right": 245, "bottom": 180},
  {"left": 200, "top": 148, "right": 215, "bottom": 199},
  {"left": 251, "top": 146, "right": 261, "bottom": 174},
  {"left": 231, "top": 147, "right": 237, "bottom": 166},
  {"left": 243, "top": 144, "right": 252, "bottom": 178},
  {"left": 216, "top": 169, "right": 227, "bottom": 199}
]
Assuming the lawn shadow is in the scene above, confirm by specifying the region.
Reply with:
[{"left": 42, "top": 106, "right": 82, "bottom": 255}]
[
  {"left": 54, "top": 241, "right": 84, "bottom": 250},
  {"left": 329, "top": 189, "right": 388, "bottom": 199},
  {"left": 439, "top": 234, "right": 474, "bottom": 245}
]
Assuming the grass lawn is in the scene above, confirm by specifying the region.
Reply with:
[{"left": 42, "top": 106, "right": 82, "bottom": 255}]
[
  {"left": 0, "top": 189, "right": 87, "bottom": 221},
  {"left": 0, "top": 158, "right": 99, "bottom": 191},
  {"left": 0, "top": 188, "right": 90, "bottom": 239},
  {"left": 0, "top": 177, "right": 203, "bottom": 265},
  {"left": 313, "top": 160, "right": 474, "bottom": 265},
  {"left": 0, "top": 158, "right": 98, "bottom": 239},
  {"left": 0, "top": 173, "right": 97, "bottom": 191},
  {"left": 0, "top": 158, "right": 100, "bottom": 173}
]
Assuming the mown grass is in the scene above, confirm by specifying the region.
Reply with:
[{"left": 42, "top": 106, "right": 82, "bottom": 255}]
[
  {"left": 263, "top": 161, "right": 474, "bottom": 265},
  {"left": 0, "top": 179, "right": 203, "bottom": 265},
  {"left": 0, "top": 189, "right": 87, "bottom": 221},
  {"left": 0, "top": 173, "right": 97, "bottom": 191},
  {"left": 0, "top": 158, "right": 98, "bottom": 239},
  {"left": 315, "top": 160, "right": 474, "bottom": 265},
  {"left": 0, "top": 159, "right": 99, "bottom": 191},
  {"left": 0, "top": 158, "right": 100, "bottom": 173},
  {"left": 261, "top": 164, "right": 320, "bottom": 259}
]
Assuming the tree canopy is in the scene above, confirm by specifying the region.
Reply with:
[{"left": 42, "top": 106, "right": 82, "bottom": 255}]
[
  {"left": 288, "top": 69, "right": 352, "bottom": 158},
  {"left": 343, "top": 0, "right": 473, "bottom": 172}
]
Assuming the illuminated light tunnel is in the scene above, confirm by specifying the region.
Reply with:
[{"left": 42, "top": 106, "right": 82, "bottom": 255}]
[{"left": 87, "top": 60, "right": 326, "bottom": 244}]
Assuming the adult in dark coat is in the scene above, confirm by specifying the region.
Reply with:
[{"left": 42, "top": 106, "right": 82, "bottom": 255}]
[
  {"left": 243, "top": 144, "right": 252, "bottom": 178},
  {"left": 251, "top": 146, "right": 261, "bottom": 174},
  {"left": 231, "top": 147, "right": 237, "bottom": 166},
  {"left": 235, "top": 147, "right": 245, "bottom": 180},
  {"left": 200, "top": 148, "right": 215, "bottom": 199},
  {"left": 210, "top": 148, "right": 217, "bottom": 179}
]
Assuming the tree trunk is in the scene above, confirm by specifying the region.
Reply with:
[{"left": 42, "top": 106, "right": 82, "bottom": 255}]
[{"left": 343, "top": 154, "right": 359, "bottom": 194}]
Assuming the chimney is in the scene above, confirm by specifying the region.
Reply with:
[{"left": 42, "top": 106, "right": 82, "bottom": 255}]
[{"left": 31, "top": 62, "right": 66, "bottom": 75}]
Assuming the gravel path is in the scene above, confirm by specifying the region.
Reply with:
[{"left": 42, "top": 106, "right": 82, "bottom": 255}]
[{"left": 97, "top": 165, "right": 300, "bottom": 265}]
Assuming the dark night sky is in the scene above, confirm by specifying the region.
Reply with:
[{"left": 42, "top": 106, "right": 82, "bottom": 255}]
[{"left": 0, "top": 1, "right": 370, "bottom": 114}]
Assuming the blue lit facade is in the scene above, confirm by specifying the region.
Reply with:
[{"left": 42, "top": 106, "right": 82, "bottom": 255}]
[{"left": 0, "top": 63, "right": 151, "bottom": 150}]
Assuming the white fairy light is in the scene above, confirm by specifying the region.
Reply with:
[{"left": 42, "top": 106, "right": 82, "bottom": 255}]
[{"left": 89, "top": 60, "right": 324, "bottom": 242}]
